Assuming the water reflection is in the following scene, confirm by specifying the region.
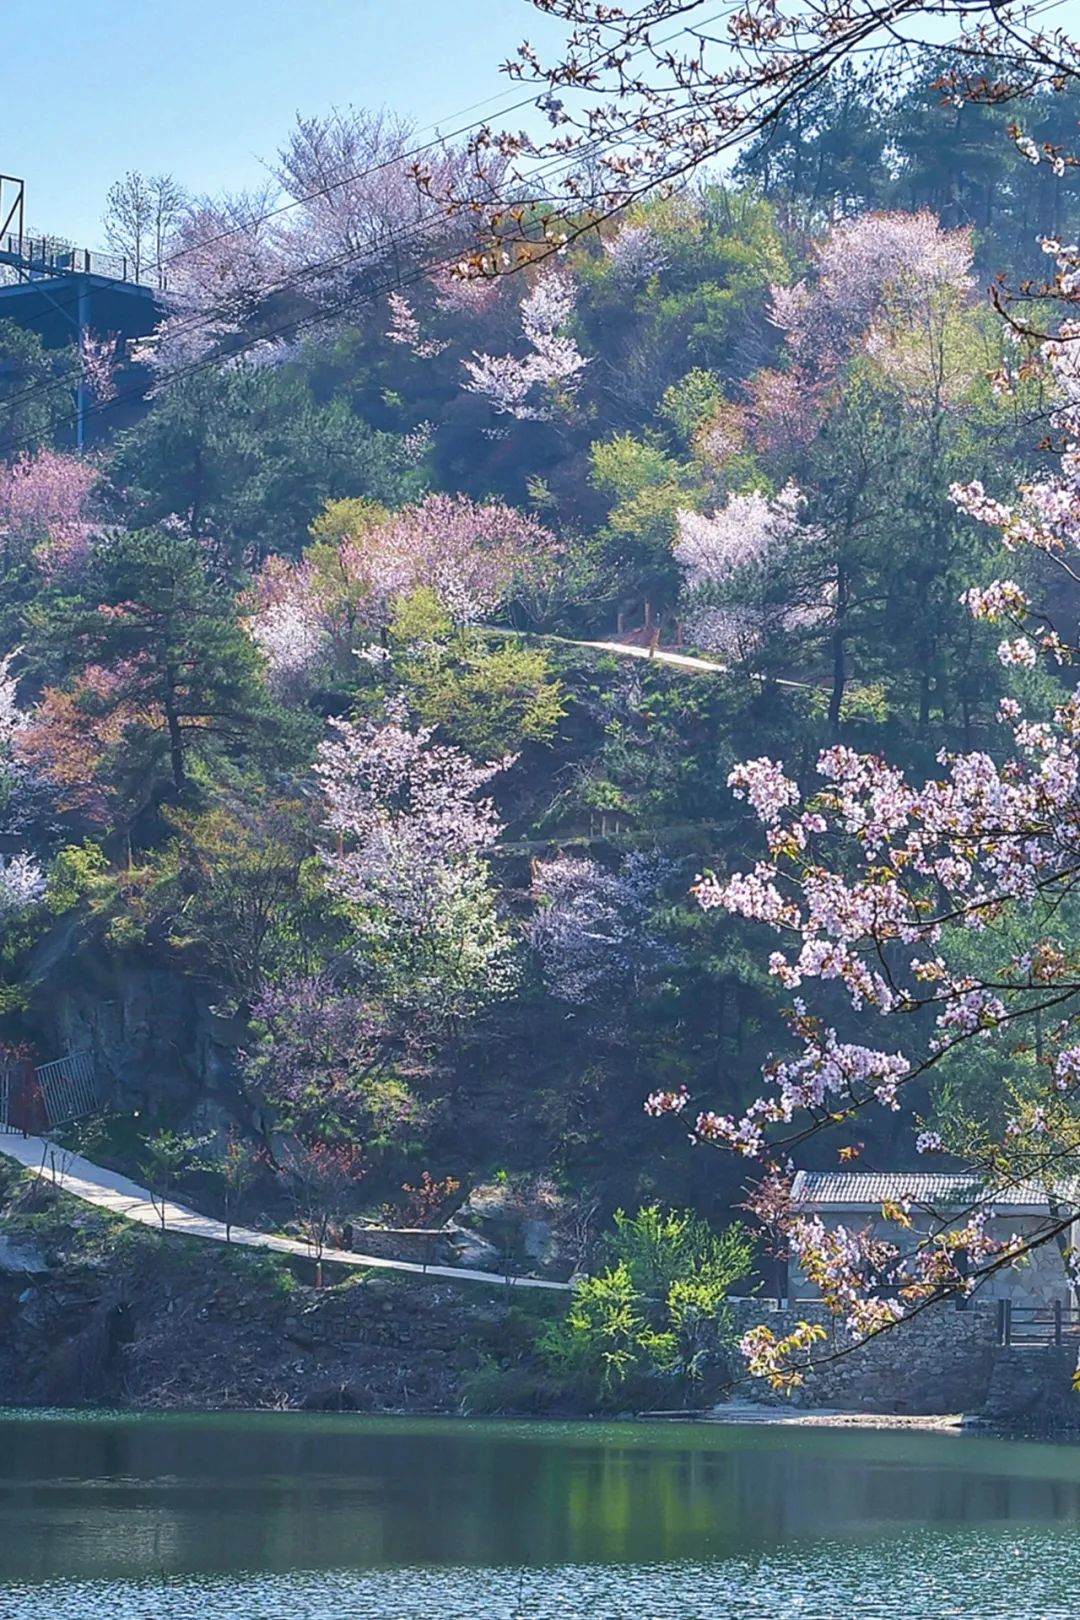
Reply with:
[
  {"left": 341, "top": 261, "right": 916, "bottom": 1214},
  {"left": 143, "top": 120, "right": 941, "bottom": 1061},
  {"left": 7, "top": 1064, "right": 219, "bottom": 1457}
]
[{"left": 2, "top": 1414, "right": 1080, "bottom": 1615}]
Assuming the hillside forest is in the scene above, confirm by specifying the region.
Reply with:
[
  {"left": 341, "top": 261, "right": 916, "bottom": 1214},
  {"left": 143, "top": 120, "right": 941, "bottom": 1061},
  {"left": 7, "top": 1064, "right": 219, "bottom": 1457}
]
[{"left": 1, "top": 61, "right": 1078, "bottom": 1353}]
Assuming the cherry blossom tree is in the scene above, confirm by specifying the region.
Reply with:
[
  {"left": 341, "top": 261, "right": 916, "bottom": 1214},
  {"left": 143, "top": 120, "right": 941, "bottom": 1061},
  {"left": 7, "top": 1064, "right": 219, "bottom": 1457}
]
[
  {"left": 275, "top": 109, "right": 503, "bottom": 299},
  {"left": 78, "top": 331, "right": 118, "bottom": 405},
  {"left": 0, "top": 450, "right": 100, "bottom": 574},
  {"left": 463, "top": 269, "right": 589, "bottom": 420},
  {"left": 430, "top": 265, "right": 504, "bottom": 317},
  {"left": 316, "top": 700, "right": 518, "bottom": 1023},
  {"left": 318, "top": 698, "right": 506, "bottom": 909},
  {"left": 241, "top": 974, "right": 398, "bottom": 1141},
  {"left": 603, "top": 222, "right": 669, "bottom": 286},
  {"left": 528, "top": 850, "right": 677, "bottom": 1005},
  {"left": 368, "top": 494, "right": 560, "bottom": 623},
  {"left": 744, "top": 369, "right": 825, "bottom": 458},
  {"left": 0, "top": 852, "right": 45, "bottom": 916},
  {"left": 646, "top": 278, "right": 1080, "bottom": 1385},
  {"left": 673, "top": 485, "right": 821, "bottom": 659},
  {"left": 0, "top": 650, "right": 25, "bottom": 755},
  {"left": 0, "top": 655, "right": 45, "bottom": 914},
  {"left": 450, "top": 1, "right": 1075, "bottom": 278},
  {"left": 247, "top": 556, "right": 330, "bottom": 695},
  {"left": 276, "top": 108, "right": 434, "bottom": 275},
  {"left": 385, "top": 291, "right": 449, "bottom": 358},
  {"left": 769, "top": 211, "right": 974, "bottom": 373},
  {"left": 248, "top": 493, "right": 559, "bottom": 687},
  {"left": 137, "top": 188, "right": 287, "bottom": 374}
]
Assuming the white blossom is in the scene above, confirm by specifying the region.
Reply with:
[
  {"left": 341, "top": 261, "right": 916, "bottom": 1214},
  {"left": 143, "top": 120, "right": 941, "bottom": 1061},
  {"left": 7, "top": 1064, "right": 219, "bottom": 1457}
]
[{"left": 0, "top": 853, "right": 45, "bottom": 915}]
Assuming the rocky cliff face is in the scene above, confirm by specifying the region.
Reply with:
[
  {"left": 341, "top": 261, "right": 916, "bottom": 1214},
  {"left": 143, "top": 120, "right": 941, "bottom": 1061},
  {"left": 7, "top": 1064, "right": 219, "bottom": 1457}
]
[{"left": 23, "top": 919, "right": 249, "bottom": 1135}]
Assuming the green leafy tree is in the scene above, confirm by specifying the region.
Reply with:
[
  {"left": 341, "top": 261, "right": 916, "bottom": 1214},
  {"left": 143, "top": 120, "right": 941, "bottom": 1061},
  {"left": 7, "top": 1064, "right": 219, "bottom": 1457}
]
[
  {"left": 111, "top": 366, "right": 421, "bottom": 563},
  {"left": 589, "top": 433, "right": 702, "bottom": 611},
  {"left": 40, "top": 528, "right": 283, "bottom": 796},
  {"left": 539, "top": 1206, "right": 750, "bottom": 1401},
  {"left": 0, "top": 321, "right": 78, "bottom": 454},
  {"left": 387, "top": 592, "right": 566, "bottom": 755},
  {"left": 150, "top": 794, "right": 328, "bottom": 1005}
]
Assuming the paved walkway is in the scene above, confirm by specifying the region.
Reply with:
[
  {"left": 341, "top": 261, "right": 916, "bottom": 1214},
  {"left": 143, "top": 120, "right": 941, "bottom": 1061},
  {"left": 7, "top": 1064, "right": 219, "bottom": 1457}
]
[
  {"left": 573, "top": 637, "right": 814, "bottom": 692},
  {"left": 577, "top": 639, "right": 728, "bottom": 675},
  {"left": 0, "top": 1134, "right": 570, "bottom": 1292}
]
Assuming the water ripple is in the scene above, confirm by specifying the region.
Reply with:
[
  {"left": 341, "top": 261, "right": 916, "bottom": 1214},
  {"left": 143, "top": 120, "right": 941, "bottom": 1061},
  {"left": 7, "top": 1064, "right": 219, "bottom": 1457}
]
[{"left": 3, "top": 1529, "right": 1077, "bottom": 1620}]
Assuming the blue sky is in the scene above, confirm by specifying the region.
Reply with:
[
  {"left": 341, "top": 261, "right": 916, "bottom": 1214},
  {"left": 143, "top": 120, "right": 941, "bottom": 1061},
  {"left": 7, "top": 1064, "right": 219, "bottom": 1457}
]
[
  {"left": 3, "top": 0, "right": 565, "bottom": 248},
  {"left": 9, "top": 0, "right": 1080, "bottom": 253}
]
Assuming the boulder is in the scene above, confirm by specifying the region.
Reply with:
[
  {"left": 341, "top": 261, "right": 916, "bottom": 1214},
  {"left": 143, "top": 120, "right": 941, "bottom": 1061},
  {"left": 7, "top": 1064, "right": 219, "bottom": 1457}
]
[
  {"left": 521, "top": 1216, "right": 560, "bottom": 1274},
  {"left": 443, "top": 1225, "right": 503, "bottom": 1274},
  {"left": 451, "top": 1178, "right": 572, "bottom": 1278}
]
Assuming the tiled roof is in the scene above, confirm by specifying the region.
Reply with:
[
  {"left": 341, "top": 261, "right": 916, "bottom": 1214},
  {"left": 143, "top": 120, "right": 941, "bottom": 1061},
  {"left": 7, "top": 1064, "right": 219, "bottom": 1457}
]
[{"left": 790, "top": 1170, "right": 1080, "bottom": 1213}]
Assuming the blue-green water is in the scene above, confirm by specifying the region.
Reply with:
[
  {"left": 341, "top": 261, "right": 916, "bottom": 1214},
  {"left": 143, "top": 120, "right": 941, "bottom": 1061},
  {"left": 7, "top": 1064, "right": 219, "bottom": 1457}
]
[{"left": 1, "top": 1412, "right": 1079, "bottom": 1616}]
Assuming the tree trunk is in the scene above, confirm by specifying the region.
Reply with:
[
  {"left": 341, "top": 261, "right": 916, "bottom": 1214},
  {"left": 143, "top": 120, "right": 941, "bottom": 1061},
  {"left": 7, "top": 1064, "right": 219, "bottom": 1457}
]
[
  {"left": 163, "top": 690, "right": 185, "bottom": 789},
  {"left": 828, "top": 570, "right": 849, "bottom": 735}
]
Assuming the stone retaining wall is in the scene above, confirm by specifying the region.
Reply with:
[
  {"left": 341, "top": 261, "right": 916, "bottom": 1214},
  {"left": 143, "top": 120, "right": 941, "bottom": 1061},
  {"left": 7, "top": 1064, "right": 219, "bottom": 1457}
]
[
  {"left": 328, "top": 1228, "right": 451, "bottom": 1267},
  {"left": 728, "top": 1298, "right": 1001, "bottom": 1415},
  {"left": 980, "top": 1344, "right": 1080, "bottom": 1427}
]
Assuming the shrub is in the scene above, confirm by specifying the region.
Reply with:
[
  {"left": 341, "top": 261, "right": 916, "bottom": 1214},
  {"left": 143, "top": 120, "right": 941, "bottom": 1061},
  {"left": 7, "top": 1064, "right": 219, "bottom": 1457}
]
[{"left": 537, "top": 1204, "right": 751, "bottom": 1405}]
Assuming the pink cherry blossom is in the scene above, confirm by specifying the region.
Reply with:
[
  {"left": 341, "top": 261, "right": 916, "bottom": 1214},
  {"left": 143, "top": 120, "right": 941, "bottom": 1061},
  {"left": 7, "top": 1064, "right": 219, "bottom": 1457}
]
[
  {"left": 0, "top": 450, "right": 100, "bottom": 575},
  {"left": 770, "top": 210, "right": 973, "bottom": 371}
]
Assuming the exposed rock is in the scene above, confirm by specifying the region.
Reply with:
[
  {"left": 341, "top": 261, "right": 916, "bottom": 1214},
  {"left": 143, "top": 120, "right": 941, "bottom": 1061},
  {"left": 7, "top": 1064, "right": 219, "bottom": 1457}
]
[
  {"left": 451, "top": 1178, "right": 572, "bottom": 1278},
  {"left": 25, "top": 920, "right": 246, "bottom": 1120},
  {"left": 0, "top": 1235, "right": 49, "bottom": 1276},
  {"left": 522, "top": 1216, "right": 560, "bottom": 1274},
  {"left": 444, "top": 1225, "right": 503, "bottom": 1273}
]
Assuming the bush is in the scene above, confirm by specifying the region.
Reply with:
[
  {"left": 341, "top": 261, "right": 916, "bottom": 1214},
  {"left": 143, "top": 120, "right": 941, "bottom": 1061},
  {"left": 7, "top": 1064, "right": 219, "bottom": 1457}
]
[{"left": 536, "top": 1204, "right": 751, "bottom": 1407}]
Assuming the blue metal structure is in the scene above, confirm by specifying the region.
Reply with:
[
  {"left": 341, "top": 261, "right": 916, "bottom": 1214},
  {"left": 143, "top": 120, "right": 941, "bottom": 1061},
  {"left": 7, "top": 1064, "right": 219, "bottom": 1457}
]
[{"left": 0, "top": 176, "right": 166, "bottom": 445}]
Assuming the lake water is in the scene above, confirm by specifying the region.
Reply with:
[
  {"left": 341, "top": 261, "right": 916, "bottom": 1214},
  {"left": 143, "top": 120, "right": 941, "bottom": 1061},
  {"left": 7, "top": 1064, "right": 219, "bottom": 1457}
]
[{"left": 1, "top": 1412, "right": 1080, "bottom": 1618}]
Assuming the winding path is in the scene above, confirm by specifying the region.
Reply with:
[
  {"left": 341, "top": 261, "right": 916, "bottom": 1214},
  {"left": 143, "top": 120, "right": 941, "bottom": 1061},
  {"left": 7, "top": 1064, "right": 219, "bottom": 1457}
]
[
  {"left": 0, "top": 636, "right": 801, "bottom": 1299},
  {"left": 568, "top": 636, "right": 815, "bottom": 692},
  {"left": 0, "top": 1134, "right": 570, "bottom": 1292},
  {"left": 574, "top": 639, "right": 728, "bottom": 675}
]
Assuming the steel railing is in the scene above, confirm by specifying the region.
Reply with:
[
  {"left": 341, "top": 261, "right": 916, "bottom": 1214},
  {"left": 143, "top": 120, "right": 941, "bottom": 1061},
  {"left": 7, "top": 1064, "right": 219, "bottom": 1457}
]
[
  {"left": 0, "top": 1050, "right": 99, "bottom": 1132},
  {"left": 0, "top": 232, "right": 166, "bottom": 290},
  {"left": 998, "top": 1299, "right": 1080, "bottom": 1346},
  {"left": 34, "top": 1051, "right": 99, "bottom": 1126}
]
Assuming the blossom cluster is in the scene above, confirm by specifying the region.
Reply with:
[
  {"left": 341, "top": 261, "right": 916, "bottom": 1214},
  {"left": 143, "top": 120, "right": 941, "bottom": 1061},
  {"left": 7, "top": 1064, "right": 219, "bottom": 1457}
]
[
  {"left": 463, "top": 269, "right": 589, "bottom": 419},
  {"left": 672, "top": 635, "right": 1080, "bottom": 1356},
  {"left": 385, "top": 291, "right": 450, "bottom": 359},
  {"left": 247, "top": 558, "right": 329, "bottom": 694},
  {"left": 316, "top": 697, "right": 510, "bottom": 925},
  {"left": 0, "top": 852, "right": 45, "bottom": 915},
  {"left": 603, "top": 222, "right": 669, "bottom": 284},
  {"left": 0, "top": 451, "right": 100, "bottom": 576},
  {"left": 247, "top": 495, "right": 560, "bottom": 684},
  {"left": 673, "top": 485, "right": 820, "bottom": 657},
  {"left": 770, "top": 210, "right": 973, "bottom": 371},
  {"left": 526, "top": 851, "right": 677, "bottom": 1005}
]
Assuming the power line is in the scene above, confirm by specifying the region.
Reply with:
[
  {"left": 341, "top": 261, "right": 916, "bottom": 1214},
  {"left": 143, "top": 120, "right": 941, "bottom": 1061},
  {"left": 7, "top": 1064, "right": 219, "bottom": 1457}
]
[
  {"left": 136, "top": 3, "right": 738, "bottom": 280},
  {"left": 0, "top": 141, "right": 624, "bottom": 460},
  {"left": 0, "top": 91, "right": 686, "bottom": 448},
  {"left": 12, "top": 0, "right": 981, "bottom": 454},
  {"left": 2, "top": 3, "right": 738, "bottom": 348},
  {"left": 0, "top": 142, "right": 608, "bottom": 440}
]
